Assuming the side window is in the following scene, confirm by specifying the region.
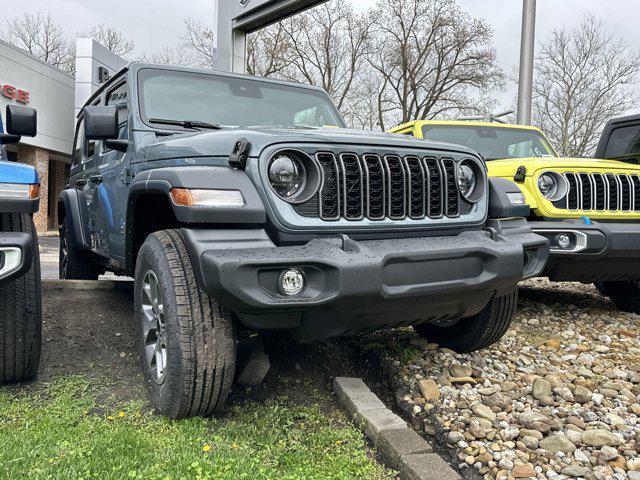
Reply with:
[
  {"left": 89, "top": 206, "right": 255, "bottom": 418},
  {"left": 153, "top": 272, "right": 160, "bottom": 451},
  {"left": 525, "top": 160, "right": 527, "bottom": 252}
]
[
  {"left": 71, "top": 119, "right": 85, "bottom": 169},
  {"left": 604, "top": 125, "right": 640, "bottom": 158},
  {"left": 105, "top": 82, "right": 129, "bottom": 149}
]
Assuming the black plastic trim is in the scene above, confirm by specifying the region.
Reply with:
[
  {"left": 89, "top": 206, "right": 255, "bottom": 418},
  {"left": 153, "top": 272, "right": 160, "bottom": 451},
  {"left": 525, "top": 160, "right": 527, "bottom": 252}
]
[{"left": 488, "top": 177, "right": 531, "bottom": 218}]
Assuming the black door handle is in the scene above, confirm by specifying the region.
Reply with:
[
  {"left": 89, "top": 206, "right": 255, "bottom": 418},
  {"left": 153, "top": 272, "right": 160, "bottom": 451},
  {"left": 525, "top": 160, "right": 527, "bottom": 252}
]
[
  {"left": 74, "top": 179, "right": 87, "bottom": 188},
  {"left": 89, "top": 174, "right": 103, "bottom": 184}
]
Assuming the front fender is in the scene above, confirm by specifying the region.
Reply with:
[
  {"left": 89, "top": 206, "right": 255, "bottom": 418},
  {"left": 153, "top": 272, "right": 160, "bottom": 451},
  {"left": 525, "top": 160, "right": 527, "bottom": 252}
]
[
  {"left": 127, "top": 166, "right": 266, "bottom": 225},
  {"left": 58, "top": 189, "right": 89, "bottom": 249}
]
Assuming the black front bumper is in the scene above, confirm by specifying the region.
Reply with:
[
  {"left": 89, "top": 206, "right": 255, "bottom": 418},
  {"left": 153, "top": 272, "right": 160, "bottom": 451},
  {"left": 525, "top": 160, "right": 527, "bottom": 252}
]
[
  {"left": 531, "top": 219, "right": 640, "bottom": 282},
  {"left": 182, "top": 219, "right": 548, "bottom": 341},
  {"left": 0, "top": 232, "right": 32, "bottom": 285}
]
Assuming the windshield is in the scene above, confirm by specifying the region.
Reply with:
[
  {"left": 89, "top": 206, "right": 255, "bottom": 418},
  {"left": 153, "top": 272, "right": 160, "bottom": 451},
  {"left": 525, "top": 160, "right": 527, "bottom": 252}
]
[
  {"left": 138, "top": 68, "right": 345, "bottom": 129},
  {"left": 421, "top": 125, "right": 555, "bottom": 160}
]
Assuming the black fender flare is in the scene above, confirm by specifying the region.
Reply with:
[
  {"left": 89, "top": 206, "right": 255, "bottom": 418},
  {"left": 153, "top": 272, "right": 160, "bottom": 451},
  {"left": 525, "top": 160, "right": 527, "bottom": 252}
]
[
  {"left": 487, "top": 177, "right": 531, "bottom": 219},
  {"left": 125, "top": 166, "right": 266, "bottom": 274},
  {"left": 58, "top": 189, "right": 89, "bottom": 249},
  {"left": 126, "top": 166, "right": 266, "bottom": 225}
]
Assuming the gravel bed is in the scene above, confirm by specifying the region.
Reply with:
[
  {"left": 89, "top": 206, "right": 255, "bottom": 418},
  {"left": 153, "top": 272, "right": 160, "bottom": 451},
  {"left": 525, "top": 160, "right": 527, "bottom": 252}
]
[{"left": 386, "top": 279, "right": 640, "bottom": 480}]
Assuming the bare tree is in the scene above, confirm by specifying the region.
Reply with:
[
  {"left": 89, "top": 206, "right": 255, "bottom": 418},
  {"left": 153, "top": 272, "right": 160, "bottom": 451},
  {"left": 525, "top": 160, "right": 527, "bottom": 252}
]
[
  {"left": 4, "top": 12, "right": 74, "bottom": 71},
  {"left": 277, "top": 0, "right": 371, "bottom": 111},
  {"left": 247, "top": 22, "right": 294, "bottom": 77},
  {"left": 139, "top": 46, "right": 194, "bottom": 67},
  {"left": 181, "top": 18, "right": 216, "bottom": 68},
  {"left": 84, "top": 23, "right": 135, "bottom": 58},
  {"left": 369, "top": 0, "right": 504, "bottom": 130},
  {"left": 532, "top": 14, "right": 640, "bottom": 157}
]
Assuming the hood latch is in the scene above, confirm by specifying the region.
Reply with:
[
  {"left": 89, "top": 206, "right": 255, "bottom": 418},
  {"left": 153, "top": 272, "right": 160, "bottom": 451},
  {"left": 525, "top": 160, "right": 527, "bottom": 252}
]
[
  {"left": 514, "top": 165, "right": 527, "bottom": 183},
  {"left": 229, "top": 138, "right": 251, "bottom": 169}
]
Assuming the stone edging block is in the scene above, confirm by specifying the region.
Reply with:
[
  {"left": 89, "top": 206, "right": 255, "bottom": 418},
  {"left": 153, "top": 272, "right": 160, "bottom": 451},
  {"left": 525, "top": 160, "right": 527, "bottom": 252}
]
[{"left": 333, "top": 377, "right": 460, "bottom": 480}]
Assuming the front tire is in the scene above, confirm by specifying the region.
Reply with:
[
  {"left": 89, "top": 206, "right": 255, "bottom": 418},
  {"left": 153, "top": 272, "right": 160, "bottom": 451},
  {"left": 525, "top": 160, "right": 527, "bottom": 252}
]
[
  {"left": 0, "top": 213, "right": 41, "bottom": 383},
  {"left": 413, "top": 288, "right": 518, "bottom": 353},
  {"left": 598, "top": 280, "right": 640, "bottom": 313},
  {"left": 59, "top": 216, "right": 100, "bottom": 280},
  {"left": 134, "top": 229, "right": 236, "bottom": 418}
]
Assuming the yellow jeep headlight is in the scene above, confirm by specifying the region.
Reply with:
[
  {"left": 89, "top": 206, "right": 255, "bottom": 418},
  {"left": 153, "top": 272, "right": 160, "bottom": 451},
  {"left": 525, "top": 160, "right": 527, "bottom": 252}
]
[{"left": 536, "top": 172, "right": 568, "bottom": 202}]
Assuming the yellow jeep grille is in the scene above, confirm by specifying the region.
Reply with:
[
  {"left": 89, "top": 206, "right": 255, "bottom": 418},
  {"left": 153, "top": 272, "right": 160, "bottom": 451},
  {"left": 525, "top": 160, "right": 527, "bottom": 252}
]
[{"left": 553, "top": 172, "right": 640, "bottom": 212}]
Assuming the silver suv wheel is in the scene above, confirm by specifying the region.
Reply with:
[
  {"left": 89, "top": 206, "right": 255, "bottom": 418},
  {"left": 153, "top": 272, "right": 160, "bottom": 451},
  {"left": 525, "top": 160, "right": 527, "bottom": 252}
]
[{"left": 141, "top": 270, "right": 167, "bottom": 383}]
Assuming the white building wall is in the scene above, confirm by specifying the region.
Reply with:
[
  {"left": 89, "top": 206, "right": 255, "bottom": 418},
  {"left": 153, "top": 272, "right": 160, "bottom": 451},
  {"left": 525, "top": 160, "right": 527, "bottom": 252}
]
[
  {"left": 0, "top": 40, "right": 75, "bottom": 155},
  {"left": 74, "top": 38, "right": 128, "bottom": 117}
]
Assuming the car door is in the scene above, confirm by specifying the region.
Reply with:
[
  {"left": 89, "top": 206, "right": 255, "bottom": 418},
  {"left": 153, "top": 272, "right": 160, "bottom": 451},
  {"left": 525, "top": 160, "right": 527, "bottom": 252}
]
[
  {"left": 69, "top": 106, "right": 100, "bottom": 251},
  {"left": 90, "top": 78, "right": 131, "bottom": 264}
]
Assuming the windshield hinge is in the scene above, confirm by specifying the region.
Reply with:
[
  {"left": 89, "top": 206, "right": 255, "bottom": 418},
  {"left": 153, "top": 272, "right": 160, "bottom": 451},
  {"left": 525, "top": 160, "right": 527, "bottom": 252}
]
[{"left": 229, "top": 138, "right": 251, "bottom": 169}]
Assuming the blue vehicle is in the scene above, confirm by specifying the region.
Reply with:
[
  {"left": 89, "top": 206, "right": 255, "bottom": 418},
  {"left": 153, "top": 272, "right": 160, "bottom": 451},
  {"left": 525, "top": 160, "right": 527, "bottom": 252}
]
[{"left": 0, "top": 105, "right": 41, "bottom": 383}]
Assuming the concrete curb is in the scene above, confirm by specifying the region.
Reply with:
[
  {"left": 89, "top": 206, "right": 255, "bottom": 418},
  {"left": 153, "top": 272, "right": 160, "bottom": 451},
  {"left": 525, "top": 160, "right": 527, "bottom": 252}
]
[
  {"left": 334, "top": 377, "right": 460, "bottom": 480},
  {"left": 42, "top": 279, "right": 133, "bottom": 291}
]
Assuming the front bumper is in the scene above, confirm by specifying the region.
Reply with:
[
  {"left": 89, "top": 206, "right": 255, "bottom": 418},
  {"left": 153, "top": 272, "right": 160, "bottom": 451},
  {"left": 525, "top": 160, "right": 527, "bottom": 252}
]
[
  {"left": 182, "top": 218, "right": 548, "bottom": 341},
  {"left": 531, "top": 219, "right": 640, "bottom": 282},
  {"left": 0, "top": 232, "right": 32, "bottom": 285}
]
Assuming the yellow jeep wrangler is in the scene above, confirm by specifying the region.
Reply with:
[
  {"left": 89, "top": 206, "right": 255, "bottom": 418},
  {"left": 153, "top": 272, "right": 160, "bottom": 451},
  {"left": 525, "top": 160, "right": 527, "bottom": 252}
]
[{"left": 390, "top": 120, "right": 640, "bottom": 313}]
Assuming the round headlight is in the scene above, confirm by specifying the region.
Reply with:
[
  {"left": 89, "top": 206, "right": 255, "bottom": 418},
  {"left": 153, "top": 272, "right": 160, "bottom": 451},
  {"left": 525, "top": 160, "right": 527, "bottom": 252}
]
[
  {"left": 457, "top": 162, "right": 477, "bottom": 200},
  {"left": 268, "top": 155, "right": 305, "bottom": 199},
  {"left": 538, "top": 173, "right": 558, "bottom": 199}
]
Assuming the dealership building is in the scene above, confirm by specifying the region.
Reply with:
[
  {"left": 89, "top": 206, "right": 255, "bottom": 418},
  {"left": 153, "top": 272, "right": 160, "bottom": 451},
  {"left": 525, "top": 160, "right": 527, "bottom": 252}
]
[{"left": 1, "top": 38, "right": 126, "bottom": 232}]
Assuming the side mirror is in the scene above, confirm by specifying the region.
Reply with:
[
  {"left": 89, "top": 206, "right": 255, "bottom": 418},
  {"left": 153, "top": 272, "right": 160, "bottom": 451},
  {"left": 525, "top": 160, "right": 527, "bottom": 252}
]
[
  {"left": 0, "top": 105, "right": 37, "bottom": 145},
  {"left": 84, "top": 106, "right": 118, "bottom": 140}
]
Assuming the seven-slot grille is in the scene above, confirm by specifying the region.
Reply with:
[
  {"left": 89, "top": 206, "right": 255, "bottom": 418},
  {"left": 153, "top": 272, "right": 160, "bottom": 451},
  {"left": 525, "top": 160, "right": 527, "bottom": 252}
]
[
  {"left": 310, "top": 152, "right": 470, "bottom": 221},
  {"left": 554, "top": 172, "right": 640, "bottom": 212}
]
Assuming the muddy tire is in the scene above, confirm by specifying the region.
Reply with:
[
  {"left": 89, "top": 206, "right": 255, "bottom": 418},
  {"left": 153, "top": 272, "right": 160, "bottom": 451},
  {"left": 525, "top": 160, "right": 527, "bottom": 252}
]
[
  {"left": 598, "top": 280, "right": 640, "bottom": 314},
  {"left": 413, "top": 288, "right": 518, "bottom": 353},
  {"left": 134, "top": 229, "right": 236, "bottom": 418},
  {"left": 0, "top": 213, "right": 41, "bottom": 383},
  {"left": 59, "top": 216, "right": 100, "bottom": 280}
]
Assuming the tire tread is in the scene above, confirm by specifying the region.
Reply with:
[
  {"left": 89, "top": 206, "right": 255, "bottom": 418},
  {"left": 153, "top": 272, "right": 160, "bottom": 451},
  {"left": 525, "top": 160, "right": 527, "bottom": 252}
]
[{"left": 0, "top": 213, "right": 41, "bottom": 383}]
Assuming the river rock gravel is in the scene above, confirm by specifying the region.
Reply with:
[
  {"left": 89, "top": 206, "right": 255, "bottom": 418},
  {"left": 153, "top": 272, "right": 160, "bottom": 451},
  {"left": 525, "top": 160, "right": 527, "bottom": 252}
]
[{"left": 387, "top": 279, "right": 640, "bottom": 480}]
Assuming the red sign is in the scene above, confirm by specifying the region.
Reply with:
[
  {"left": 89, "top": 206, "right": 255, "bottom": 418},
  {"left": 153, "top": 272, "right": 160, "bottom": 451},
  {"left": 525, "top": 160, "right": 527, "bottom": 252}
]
[{"left": 0, "top": 83, "right": 30, "bottom": 104}]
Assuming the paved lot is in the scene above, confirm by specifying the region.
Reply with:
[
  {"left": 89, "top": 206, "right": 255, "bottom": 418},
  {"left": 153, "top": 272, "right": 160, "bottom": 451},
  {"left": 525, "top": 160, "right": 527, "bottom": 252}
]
[{"left": 39, "top": 236, "right": 60, "bottom": 280}]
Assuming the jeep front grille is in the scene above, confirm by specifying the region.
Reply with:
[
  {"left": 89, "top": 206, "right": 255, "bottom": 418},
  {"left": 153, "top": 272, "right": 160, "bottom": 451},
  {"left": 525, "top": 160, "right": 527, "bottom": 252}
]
[
  {"left": 554, "top": 172, "right": 640, "bottom": 212},
  {"left": 305, "top": 152, "right": 470, "bottom": 221}
]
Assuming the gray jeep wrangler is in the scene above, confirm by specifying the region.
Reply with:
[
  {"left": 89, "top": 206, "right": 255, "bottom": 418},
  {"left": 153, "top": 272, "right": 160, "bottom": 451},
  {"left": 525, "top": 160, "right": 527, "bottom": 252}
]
[{"left": 59, "top": 64, "right": 548, "bottom": 418}]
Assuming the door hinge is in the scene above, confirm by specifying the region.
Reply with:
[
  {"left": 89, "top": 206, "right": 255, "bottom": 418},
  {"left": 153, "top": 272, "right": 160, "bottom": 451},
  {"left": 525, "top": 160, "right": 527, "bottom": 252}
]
[{"left": 121, "top": 167, "right": 132, "bottom": 185}]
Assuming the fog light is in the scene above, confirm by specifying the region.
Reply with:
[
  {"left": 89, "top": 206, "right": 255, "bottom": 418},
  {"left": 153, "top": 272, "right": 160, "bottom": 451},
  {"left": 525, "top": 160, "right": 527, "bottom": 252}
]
[
  {"left": 280, "top": 268, "right": 305, "bottom": 296},
  {"left": 556, "top": 233, "right": 571, "bottom": 249}
]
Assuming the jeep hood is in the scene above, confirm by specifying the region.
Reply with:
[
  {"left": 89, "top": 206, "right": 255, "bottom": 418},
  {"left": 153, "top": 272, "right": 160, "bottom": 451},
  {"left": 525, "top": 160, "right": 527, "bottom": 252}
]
[
  {"left": 487, "top": 157, "right": 640, "bottom": 177},
  {"left": 142, "top": 126, "right": 480, "bottom": 162}
]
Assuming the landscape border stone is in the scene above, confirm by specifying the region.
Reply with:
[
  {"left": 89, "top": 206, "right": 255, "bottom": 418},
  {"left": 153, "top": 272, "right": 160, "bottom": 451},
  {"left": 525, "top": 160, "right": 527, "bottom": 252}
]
[{"left": 333, "top": 377, "right": 460, "bottom": 480}]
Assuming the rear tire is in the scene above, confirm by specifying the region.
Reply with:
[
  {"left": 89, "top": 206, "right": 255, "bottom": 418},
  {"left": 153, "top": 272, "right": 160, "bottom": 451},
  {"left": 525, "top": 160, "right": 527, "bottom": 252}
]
[
  {"left": 413, "top": 288, "right": 518, "bottom": 353},
  {"left": 59, "top": 216, "right": 100, "bottom": 280},
  {"left": 0, "top": 213, "right": 41, "bottom": 383},
  {"left": 598, "top": 280, "right": 640, "bottom": 314},
  {"left": 134, "top": 229, "right": 236, "bottom": 418}
]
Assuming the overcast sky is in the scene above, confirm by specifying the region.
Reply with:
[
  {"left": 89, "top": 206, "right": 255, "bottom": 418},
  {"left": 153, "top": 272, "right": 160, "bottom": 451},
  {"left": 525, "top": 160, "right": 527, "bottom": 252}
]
[{"left": 1, "top": 0, "right": 639, "bottom": 113}]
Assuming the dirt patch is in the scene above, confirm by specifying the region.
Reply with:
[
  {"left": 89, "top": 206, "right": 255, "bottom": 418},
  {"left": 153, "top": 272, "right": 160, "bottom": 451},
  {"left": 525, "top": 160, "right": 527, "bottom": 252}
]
[{"left": 6, "top": 284, "right": 387, "bottom": 420}]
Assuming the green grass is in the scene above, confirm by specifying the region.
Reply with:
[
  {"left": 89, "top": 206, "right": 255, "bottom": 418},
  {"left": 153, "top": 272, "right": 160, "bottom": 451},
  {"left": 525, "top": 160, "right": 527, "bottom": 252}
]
[{"left": 0, "top": 377, "right": 392, "bottom": 480}]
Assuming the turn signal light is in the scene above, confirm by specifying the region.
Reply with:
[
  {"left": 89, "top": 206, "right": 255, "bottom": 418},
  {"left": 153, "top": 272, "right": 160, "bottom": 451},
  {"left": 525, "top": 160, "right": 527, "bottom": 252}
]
[
  {"left": 170, "top": 188, "right": 245, "bottom": 208},
  {"left": 29, "top": 184, "right": 40, "bottom": 199},
  {"left": 170, "top": 188, "right": 194, "bottom": 207}
]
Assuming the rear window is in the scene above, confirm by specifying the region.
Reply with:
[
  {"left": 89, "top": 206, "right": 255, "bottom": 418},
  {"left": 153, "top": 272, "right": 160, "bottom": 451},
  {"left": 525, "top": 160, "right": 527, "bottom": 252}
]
[{"left": 604, "top": 124, "right": 640, "bottom": 158}]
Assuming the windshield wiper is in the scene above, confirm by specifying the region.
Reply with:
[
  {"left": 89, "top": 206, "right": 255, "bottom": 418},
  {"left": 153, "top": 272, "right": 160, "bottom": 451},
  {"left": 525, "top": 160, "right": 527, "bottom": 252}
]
[{"left": 148, "top": 118, "right": 223, "bottom": 130}]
